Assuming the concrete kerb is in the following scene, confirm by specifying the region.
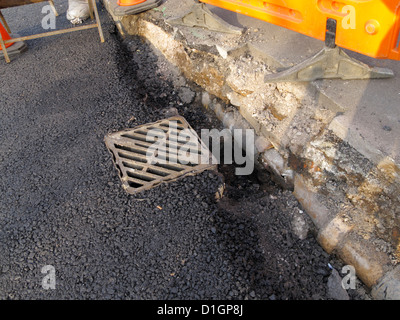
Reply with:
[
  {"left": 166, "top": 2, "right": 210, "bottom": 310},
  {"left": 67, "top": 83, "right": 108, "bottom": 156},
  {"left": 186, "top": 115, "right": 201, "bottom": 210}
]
[
  {"left": 371, "top": 265, "right": 400, "bottom": 300},
  {"left": 293, "top": 174, "right": 391, "bottom": 288},
  {"left": 101, "top": 0, "right": 400, "bottom": 299}
]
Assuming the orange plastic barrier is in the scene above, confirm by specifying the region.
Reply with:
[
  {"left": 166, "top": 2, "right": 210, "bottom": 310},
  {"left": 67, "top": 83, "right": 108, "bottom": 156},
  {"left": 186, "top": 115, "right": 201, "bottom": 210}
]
[
  {"left": 0, "top": 21, "right": 14, "bottom": 50},
  {"left": 118, "top": 0, "right": 146, "bottom": 6},
  {"left": 199, "top": 0, "right": 400, "bottom": 61}
]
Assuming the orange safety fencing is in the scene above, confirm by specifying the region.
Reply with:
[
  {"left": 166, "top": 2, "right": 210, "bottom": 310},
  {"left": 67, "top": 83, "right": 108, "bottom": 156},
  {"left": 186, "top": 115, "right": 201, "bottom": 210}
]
[{"left": 199, "top": 0, "right": 400, "bottom": 61}]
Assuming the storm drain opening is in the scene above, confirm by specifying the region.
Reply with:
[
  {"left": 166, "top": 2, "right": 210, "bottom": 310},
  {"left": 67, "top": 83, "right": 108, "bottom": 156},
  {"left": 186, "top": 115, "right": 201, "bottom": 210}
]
[{"left": 105, "top": 116, "right": 218, "bottom": 194}]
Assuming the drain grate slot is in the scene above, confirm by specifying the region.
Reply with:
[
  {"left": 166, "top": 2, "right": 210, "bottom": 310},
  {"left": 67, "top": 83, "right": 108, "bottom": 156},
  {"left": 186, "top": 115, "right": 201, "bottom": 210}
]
[
  {"left": 105, "top": 116, "right": 217, "bottom": 194},
  {"left": 153, "top": 162, "right": 185, "bottom": 172},
  {"left": 146, "top": 167, "right": 170, "bottom": 177},
  {"left": 128, "top": 181, "right": 144, "bottom": 189},
  {"left": 159, "top": 123, "right": 185, "bottom": 130},
  {"left": 118, "top": 151, "right": 148, "bottom": 163},
  {"left": 122, "top": 161, "right": 144, "bottom": 171},
  {"left": 126, "top": 170, "right": 156, "bottom": 182},
  {"left": 115, "top": 144, "right": 148, "bottom": 156}
]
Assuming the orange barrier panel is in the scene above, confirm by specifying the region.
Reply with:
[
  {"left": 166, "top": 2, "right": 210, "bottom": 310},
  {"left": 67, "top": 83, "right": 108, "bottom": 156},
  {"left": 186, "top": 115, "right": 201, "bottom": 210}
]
[
  {"left": 118, "top": 0, "right": 146, "bottom": 5},
  {"left": 199, "top": 0, "right": 400, "bottom": 61}
]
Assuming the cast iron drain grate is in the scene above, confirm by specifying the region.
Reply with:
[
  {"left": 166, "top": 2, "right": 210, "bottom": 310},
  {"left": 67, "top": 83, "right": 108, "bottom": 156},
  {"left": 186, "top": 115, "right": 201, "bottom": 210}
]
[{"left": 105, "top": 116, "right": 217, "bottom": 194}]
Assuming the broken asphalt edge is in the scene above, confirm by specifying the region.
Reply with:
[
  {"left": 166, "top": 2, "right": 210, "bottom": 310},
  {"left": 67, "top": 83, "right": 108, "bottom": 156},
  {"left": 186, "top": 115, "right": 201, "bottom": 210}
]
[{"left": 101, "top": 0, "right": 400, "bottom": 299}]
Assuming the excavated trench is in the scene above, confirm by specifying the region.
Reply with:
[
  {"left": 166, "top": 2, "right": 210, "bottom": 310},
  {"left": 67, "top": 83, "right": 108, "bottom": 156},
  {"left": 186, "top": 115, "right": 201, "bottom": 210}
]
[{"left": 114, "top": 31, "right": 371, "bottom": 299}]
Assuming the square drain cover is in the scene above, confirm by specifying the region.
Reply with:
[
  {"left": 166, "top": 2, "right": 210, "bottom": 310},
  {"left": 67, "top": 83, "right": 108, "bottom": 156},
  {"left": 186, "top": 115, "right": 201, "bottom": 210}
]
[{"left": 105, "top": 116, "right": 217, "bottom": 194}]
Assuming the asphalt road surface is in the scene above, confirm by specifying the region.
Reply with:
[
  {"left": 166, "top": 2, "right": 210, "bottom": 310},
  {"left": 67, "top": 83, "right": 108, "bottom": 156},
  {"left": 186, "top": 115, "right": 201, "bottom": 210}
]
[{"left": 0, "top": 1, "right": 369, "bottom": 301}]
